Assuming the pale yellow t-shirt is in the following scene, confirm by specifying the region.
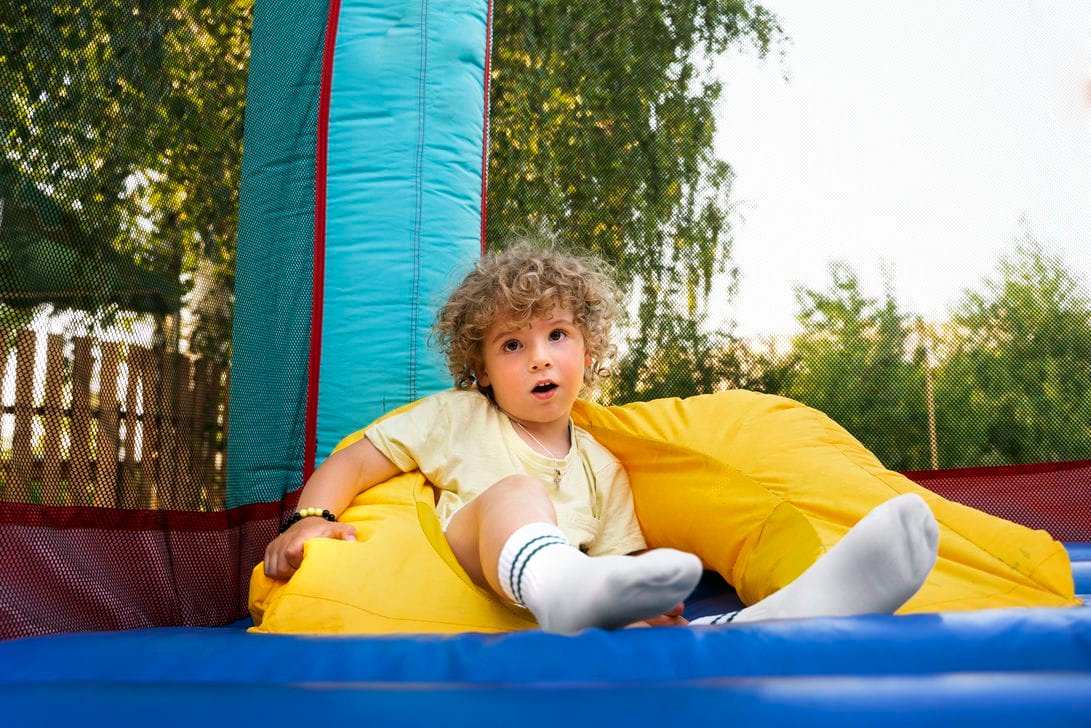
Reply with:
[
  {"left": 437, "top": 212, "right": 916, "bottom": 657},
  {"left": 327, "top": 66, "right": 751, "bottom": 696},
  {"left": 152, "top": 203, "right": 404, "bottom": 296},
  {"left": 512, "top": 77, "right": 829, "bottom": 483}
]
[{"left": 364, "top": 389, "right": 647, "bottom": 557}]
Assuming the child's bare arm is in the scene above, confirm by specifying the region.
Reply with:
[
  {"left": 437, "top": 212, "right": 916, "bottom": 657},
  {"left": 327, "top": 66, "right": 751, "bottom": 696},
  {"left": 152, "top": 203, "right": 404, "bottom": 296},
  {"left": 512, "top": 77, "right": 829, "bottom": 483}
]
[{"left": 262, "top": 437, "right": 401, "bottom": 580}]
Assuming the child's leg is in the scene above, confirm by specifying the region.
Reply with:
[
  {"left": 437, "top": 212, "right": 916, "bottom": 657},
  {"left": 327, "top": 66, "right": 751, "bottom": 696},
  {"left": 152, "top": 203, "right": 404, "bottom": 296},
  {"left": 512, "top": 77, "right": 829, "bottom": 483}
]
[
  {"left": 691, "top": 493, "right": 939, "bottom": 625},
  {"left": 445, "top": 474, "right": 702, "bottom": 635}
]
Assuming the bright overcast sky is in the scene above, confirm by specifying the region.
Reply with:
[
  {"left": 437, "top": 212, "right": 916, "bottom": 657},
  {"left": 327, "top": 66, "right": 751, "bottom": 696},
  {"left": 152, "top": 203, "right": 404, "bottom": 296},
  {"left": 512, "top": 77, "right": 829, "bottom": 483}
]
[{"left": 713, "top": 0, "right": 1091, "bottom": 337}]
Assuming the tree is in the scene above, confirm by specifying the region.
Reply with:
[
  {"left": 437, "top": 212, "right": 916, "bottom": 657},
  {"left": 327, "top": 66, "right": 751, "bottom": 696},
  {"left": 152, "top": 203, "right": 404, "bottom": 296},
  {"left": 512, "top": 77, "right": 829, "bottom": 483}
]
[
  {"left": 604, "top": 310, "right": 740, "bottom": 402},
  {"left": 1, "top": 0, "right": 250, "bottom": 364},
  {"left": 933, "top": 235, "right": 1091, "bottom": 466},
  {"left": 602, "top": 304, "right": 799, "bottom": 402},
  {"left": 486, "top": 0, "right": 782, "bottom": 401},
  {"left": 784, "top": 262, "right": 932, "bottom": 471}
]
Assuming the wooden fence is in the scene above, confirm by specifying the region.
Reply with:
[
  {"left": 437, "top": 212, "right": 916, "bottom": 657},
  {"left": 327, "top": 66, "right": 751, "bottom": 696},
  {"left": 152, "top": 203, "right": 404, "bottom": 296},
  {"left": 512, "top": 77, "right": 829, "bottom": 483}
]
[{"left": 1, "top": 329, "right": 229, "bottom": 510}]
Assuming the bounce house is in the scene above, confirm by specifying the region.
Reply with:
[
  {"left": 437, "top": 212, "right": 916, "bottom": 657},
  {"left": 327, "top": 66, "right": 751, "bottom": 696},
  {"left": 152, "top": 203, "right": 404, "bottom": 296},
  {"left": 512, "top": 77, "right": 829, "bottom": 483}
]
[{"left": 2, "top": 0, "right": 1090, "bottom": 723}]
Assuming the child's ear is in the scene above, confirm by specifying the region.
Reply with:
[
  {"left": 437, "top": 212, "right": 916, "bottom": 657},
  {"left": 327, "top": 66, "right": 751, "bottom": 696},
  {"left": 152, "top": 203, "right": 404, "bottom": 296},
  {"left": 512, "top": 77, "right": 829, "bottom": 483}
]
[
  {"left": 476, "top": 368, "right": 491, "bottom": 387},
  {"left": 584, "top": 353, "right": 593, "bottom": 368}
]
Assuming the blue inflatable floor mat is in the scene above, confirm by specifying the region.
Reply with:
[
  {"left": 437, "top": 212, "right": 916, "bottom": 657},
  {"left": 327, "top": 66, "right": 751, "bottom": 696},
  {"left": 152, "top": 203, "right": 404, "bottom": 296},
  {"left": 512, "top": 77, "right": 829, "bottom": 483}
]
[
  {"left": 3, "top": 543, "right": 1089, "bottom": 726},
  {"left": 3, "top": 607, "right": 1091, "bottom": 726}
]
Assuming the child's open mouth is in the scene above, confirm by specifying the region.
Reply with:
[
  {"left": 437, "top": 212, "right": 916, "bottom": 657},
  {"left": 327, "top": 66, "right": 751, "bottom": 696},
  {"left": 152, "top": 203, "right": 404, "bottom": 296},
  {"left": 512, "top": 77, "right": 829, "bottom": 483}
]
[{"left": 532, "top": 382, "right": 559, "bottom": 396}]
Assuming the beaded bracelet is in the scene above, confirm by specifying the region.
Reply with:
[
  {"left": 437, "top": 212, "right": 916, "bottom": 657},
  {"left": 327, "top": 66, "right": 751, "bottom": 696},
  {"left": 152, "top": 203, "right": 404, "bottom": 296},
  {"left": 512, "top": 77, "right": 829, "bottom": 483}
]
[{"left": 279, "top": 507, "right": 337, "bottom": 534}]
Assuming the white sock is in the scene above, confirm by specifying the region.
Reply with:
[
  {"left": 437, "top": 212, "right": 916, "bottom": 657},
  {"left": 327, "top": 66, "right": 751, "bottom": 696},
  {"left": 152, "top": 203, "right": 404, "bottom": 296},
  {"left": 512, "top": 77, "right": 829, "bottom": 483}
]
[
  {"left": 497, "top": 522, "right": 703, "bottom": 635},
  {"left": 689, "top": 612, "right": 739, "bottom": 625},
  {"left": 699, "top": 493, "right": 939, "bottom": 625}
]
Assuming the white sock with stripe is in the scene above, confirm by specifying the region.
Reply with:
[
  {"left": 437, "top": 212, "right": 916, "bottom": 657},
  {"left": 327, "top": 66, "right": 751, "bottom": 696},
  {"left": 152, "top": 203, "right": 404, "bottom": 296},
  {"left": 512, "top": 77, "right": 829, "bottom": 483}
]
[
  {"left": 689, "top": 611, "right": 739, "bottom": 625},
  {"left": 497, "top": 522, "right": 703, "bottom": 635},
  {"left": 692, "top": 494, "right": 939, "bottom": 626}
]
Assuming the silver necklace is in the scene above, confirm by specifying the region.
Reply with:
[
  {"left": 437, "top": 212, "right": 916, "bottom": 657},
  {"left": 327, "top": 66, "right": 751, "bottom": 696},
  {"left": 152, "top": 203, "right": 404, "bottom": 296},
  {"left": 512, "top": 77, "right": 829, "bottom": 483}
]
[{"left": 511, "top": 418, "right": 569, "bottom": 487}]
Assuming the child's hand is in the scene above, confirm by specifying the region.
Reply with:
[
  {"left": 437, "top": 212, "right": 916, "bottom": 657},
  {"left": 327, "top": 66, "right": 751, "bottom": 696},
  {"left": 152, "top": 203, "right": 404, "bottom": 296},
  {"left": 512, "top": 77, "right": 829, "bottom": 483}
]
[
  {"left": 627, "top": 602, "right": 689, "bottom": 628},
  {"left": 262, "top": 517, "right": 358, "bottom": 580}
]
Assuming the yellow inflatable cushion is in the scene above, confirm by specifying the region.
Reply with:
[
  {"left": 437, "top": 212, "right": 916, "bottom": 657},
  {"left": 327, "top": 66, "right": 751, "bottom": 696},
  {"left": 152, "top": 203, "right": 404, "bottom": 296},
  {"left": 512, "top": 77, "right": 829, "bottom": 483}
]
[{"left": 249, "top": 391, "right": 1078, "bottom": 634}]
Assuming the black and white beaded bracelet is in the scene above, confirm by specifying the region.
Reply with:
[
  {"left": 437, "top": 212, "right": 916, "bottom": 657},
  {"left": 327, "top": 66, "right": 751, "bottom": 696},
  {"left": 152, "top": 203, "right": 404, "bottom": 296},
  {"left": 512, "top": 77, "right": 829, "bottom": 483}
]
[{"left": 280, "top": 507, "right": 337, "bottom": 533}]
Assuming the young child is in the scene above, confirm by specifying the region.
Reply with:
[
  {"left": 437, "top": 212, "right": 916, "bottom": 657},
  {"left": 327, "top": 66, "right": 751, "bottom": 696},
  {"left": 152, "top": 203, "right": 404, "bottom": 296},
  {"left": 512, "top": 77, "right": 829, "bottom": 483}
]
[{"left": 263, "top": 244, "right": 940, "bottom": 634}]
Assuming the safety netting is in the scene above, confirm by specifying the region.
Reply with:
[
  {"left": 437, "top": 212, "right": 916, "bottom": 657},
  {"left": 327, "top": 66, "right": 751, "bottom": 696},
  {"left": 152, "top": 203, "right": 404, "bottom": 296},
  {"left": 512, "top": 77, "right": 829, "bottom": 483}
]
[
  {"left": 480, "top": 0, "right": 1091, "bottom": 530},
  {"left": 482, "top": 0, "right": 1091, "bottom": 473},
  {"left": 1, "top": 1, "right": 265, "bottom": 637},
  {"left": 0, "top": 0, "right": 1087, "bottom": 641}
]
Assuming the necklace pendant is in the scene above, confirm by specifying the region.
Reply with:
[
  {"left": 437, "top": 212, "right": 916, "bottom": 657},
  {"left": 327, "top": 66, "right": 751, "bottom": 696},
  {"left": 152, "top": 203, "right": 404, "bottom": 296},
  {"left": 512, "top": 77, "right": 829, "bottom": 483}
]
[{"left": 553, "top": 469, "right": 562, "bottom": 487}]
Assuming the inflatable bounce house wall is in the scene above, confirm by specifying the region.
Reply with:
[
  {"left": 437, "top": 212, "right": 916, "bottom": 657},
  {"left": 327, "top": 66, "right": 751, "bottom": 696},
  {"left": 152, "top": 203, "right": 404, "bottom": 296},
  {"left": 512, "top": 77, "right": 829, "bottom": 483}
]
[{"left": 2, "top": 0, "right": 1090, "bottom": 723}]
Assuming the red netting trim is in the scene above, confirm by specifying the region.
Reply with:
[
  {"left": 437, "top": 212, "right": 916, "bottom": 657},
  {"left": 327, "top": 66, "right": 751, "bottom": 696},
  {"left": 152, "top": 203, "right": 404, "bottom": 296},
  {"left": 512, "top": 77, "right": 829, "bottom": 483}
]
[
  {"left": 3, "top": 459, "right": 1088, "bottom": 639},
  {"left": 905, "top": 461, "right": 1091, "bottom": 542},
  {"left": 479, "top": 0, "right": 494, "bottom": 254},
  {"left": 906, "top": 460, "right": 1091, "bottom": 480},
  {"left": 303, "top": 0, "right": 342, "bottom": 483},
  {"left": 0, "top": 500, "right": 288, "bottom": 639}
]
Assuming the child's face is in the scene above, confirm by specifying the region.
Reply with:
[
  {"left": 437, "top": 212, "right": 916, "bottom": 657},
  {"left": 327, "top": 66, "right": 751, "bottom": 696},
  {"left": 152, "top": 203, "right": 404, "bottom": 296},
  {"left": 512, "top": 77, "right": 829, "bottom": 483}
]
[{"left": 477, "top": 305, "right": 591, "bottom": 434}]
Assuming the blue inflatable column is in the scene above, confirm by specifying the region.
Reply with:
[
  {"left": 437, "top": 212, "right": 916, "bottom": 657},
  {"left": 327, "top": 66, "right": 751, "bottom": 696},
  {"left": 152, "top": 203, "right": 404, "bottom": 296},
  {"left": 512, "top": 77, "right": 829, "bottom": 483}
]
[
  {"left": 316, "top": 0, "right": 489, "bottom": 469},
  {"left": 228, "top": 0, "right": 491, "bottom": 505}
]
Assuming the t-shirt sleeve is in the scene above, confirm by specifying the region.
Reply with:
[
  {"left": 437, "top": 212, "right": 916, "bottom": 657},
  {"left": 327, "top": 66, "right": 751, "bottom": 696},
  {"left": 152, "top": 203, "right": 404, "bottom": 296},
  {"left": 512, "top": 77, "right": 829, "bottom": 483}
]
[
  {"left": 588, "top": 458, "right": 647, "bottom": 557},
  {"left": 364, "top": 394, "right": 452, "bottom": 479}
]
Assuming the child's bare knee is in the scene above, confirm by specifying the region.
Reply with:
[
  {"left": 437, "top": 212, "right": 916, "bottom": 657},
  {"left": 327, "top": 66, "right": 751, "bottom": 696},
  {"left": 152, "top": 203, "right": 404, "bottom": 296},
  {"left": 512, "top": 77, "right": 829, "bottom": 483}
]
[
  {"left": 489, "top": 474, "right": 550, "bottom": 499},
  {"left": 471, "top": 476, "right": 557, "bottom": 528}
]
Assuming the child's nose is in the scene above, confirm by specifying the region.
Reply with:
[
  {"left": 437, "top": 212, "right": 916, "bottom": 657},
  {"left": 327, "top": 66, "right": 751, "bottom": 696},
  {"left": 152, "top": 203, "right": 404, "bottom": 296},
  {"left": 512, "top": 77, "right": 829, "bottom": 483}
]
[{"left": 528, "top": 343, "right": 552, "bottom": 370}]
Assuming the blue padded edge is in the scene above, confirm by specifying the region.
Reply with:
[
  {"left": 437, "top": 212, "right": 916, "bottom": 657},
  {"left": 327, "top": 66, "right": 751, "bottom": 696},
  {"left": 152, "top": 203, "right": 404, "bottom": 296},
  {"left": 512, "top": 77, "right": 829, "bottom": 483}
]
[
  {"left": 1066, "top": 542, "right": 1091, "bottom": 562},
  {"left": 3, "top": 608, "right": 1090, "bottom": 685},
  {"left": 3, "top": 675, "right": 1091, "bottom": 726},
  {"left": 1073, "top": 562, "right": 1091, "bottom": 596},
  {"left": 2, "top": 610, "right": 1090, "bottom": 725},
  {"left": 315, "top": 0, "right": 485, "bottom": 466},
  {"left": 1066, "top": 542, "right": 1091, "bottom": 599}
]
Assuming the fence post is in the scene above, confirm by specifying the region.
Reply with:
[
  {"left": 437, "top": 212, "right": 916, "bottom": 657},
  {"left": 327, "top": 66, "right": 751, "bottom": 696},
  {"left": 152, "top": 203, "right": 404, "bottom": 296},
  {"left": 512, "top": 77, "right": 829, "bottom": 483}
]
[
  {"left": 10, "top": 329, "right": 36, "bottom": 502},
  {"left": 121, "top": 346, "right": 155, "bottom": 509},
  {"left": 141, "top": 346, "right": 163, "bottom": 508},
  {"left": 40, "top": 334, "right": 66, "bottom": 505},
  {"left": 97, "top": 341, "right": 121, "bottom": 508},
  {"left": 167, "top": 351, "right": 195, "bottom": 509},
  {"left": 69, "top": 337, "right": 94, "bottom": 505}
]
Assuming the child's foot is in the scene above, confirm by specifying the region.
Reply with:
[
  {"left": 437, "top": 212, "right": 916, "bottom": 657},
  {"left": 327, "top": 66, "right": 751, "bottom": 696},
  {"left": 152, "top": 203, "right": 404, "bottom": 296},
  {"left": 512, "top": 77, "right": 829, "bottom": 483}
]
[
  {"left": 729, "top": 493, "right": 939, "bottom": 623},
  {"left": 499, "top": 523, "right": 702, "bottom": 635}
]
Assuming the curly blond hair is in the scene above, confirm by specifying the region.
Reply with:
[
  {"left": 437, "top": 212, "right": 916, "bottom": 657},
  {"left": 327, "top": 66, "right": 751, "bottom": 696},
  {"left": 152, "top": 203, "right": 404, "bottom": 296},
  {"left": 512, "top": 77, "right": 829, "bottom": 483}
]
[{"left": 434, "top": 241, "right": 621, "bottom": 393}]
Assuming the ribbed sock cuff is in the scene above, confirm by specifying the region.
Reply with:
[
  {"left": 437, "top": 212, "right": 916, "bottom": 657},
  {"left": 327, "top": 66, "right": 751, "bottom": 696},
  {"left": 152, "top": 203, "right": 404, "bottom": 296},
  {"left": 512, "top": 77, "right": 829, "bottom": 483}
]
[{"left": 497, "top": 522, "right": 569, "bottom": 605}]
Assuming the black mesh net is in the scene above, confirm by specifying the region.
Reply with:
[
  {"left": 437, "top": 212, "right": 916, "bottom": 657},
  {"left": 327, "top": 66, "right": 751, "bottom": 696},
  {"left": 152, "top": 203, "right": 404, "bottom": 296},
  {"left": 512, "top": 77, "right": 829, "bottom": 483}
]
[
  {"left": 1, "top": 1, "right": 248, "bottom": 512},
  {"left": 484, "top": 1, "right": 1091, "bottom": 474},
  {"left": 0, "top": 0, "right": 1086, "bottom": 639},
  {"left": 1, "top": 1, "right": 253, "bottom": 637}
]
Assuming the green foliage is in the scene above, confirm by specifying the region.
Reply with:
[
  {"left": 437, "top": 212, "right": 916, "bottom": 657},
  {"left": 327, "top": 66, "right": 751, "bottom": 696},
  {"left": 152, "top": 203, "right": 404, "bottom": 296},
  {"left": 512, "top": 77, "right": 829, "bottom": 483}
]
[
  {"left": 1, "top": 0, "right": 250, "bottom": 363},
  {"left": 933, "top": 237, "right": 1091, "bottom": 466},
  {"left": 0, "top": 304, "right": 34, "bottom": 352},
  {"left": 487, "top": 0, "right": 782, "bottom": 400},
  {"left": 781, "top": 236, "right": 1091, "bottom": 471},
  {"left": 785, "top": 262, "right": 931, "bottom": 471},
  {"left": 604, "top": 311, "right": 737, "bottom": 402},
  {"left": 603, "top": 305, "right": 798, "bottom": 403}
]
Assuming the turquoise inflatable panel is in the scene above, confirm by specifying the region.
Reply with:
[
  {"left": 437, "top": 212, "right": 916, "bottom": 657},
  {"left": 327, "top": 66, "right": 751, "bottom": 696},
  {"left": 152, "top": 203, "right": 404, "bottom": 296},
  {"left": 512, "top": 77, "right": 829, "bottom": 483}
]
[
  {"left": 228, "top": 0, "right": 488, "bottom": 503},
  {"left": 316, "top": 0, "right": 487, "bottom": 466}
]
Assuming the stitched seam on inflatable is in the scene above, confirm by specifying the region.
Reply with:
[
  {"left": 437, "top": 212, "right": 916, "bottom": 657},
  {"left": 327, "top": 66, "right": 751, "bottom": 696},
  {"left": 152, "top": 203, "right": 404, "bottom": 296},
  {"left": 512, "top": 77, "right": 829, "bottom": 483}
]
[
  {"left": 908, "top": 579, "right": 1075, "bottom": 610},
  {"left": 408, "top": 0, "right": 430, "bottom": 402}
]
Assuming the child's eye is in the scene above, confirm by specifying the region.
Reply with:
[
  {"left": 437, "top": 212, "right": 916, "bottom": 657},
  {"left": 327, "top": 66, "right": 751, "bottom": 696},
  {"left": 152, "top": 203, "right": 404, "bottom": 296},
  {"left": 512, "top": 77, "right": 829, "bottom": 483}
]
[
  {"left": 502, "top": 339, "right": 522, "bottom": 352},
  {"left": 548, "top": 329, "right": 567, "bottom": 342}
]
